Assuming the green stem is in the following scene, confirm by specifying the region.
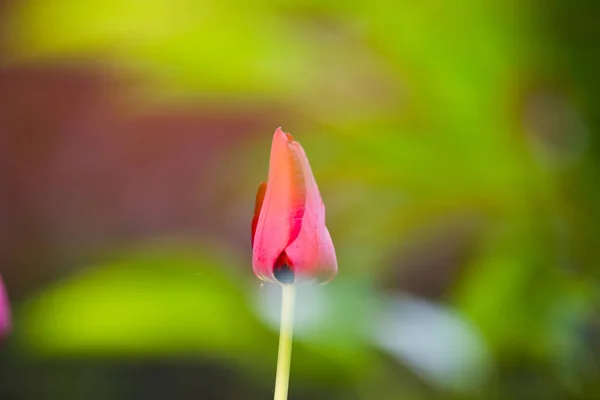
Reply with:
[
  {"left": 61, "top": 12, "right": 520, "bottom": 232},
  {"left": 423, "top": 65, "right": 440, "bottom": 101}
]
[{"left": 273, "top": 284, "right": 296, "bottom": 400}]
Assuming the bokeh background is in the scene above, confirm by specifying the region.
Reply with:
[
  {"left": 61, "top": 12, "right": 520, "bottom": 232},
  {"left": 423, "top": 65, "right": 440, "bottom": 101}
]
[{"left": 1, "top": 0, "right": 600, "bottom": 399}]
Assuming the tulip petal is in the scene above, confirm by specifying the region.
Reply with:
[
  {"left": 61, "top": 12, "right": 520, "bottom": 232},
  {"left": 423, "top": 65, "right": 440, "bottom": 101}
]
[
  {"left": 252, "top": 128, "right": 307, "bottom": 281},
  {"left": 0, "top": 276, "right": 10, "bottom": 338},
  {"left": 284, "top": 141, "right": 338, "bottom": 283},
  {"left": 251, "top": 182, "right": 267, "bottom": 247}
]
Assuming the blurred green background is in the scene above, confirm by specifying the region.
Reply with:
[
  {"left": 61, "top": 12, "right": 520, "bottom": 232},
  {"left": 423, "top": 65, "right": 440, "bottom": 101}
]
[{"left": 1, "top": 0, "right": 599, "bottom": 399}]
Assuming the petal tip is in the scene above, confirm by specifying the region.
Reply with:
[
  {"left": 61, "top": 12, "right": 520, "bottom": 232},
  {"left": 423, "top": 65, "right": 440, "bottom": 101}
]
[{"left": 274, "top": 127, "right": 294, "bottom": 142}]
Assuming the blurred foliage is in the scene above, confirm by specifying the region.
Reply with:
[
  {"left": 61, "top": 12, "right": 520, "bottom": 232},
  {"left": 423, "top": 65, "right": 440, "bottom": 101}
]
[
  {"left": 15, "top": 245, "right": 268, "bottom": 357},
  {"left": 1, "top": 0, "right": 600, "bottom": 399}
]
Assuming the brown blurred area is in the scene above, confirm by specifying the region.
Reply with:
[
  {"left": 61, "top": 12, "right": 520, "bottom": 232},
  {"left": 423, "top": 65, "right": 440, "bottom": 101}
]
[{"left": 0, "top": 61, "right": 278, "bottom": 299}]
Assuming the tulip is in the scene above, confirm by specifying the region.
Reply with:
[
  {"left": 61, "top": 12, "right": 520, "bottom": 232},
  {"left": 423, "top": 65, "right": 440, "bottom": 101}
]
[
  {"left": 0, "top": 275, "right": 11, "bottom": 339},
  {"left": 251, "top": 128, "right": 337, "bottom": 400},
  {"left": 252, "top": 128, "right": 337, "bottom": 285}
]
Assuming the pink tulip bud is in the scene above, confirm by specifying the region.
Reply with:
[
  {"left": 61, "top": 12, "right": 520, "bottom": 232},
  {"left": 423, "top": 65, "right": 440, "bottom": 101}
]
[
  {"left": 0, "top": 275, "right": 11, "bottom": 338},
  {"left": 252, "top": 128, "right": 337, "bottom": 285}
]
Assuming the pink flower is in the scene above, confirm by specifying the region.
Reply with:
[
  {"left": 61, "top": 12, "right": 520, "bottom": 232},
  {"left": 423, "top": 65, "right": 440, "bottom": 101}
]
[
  {"left": 252, "top": 128, "right": 337, "bottom": 285},
  {"left": 0, "top": 275, "right": 11, "bottom": 338}
]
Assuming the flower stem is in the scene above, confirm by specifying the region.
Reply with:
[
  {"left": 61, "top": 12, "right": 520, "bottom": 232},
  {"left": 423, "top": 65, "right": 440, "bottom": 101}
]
[{"left": 273, "top": 284, "right": 296, "bottom": 400}]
